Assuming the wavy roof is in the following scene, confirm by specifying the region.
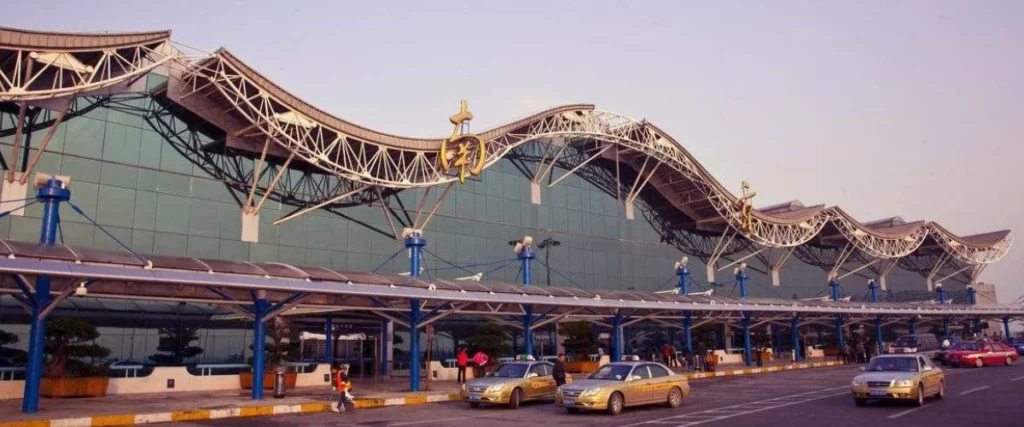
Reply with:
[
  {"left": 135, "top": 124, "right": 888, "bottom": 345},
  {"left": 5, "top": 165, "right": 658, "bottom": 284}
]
[{"left": 0, "top": 26, "right": 1012, "bottom": 269}]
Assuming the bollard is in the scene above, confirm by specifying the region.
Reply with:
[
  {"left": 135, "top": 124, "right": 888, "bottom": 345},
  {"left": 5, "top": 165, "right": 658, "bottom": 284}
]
[{"left": 273, "top": 370, "right": 286, "bottom": 398}]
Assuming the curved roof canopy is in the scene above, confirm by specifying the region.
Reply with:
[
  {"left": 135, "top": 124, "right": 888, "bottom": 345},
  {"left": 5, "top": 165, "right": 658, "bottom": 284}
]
[{"left": 0, "top": 26, "right": 1011, "bottom": 271}]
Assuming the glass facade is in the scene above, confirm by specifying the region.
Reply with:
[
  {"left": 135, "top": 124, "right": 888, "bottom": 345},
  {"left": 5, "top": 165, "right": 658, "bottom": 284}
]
[{"left": 0, "top": 77, "right": 957, "bottom": 367}]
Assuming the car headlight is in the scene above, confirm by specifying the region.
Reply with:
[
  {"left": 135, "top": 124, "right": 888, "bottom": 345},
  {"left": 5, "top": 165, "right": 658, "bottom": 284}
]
[
  {"left": 486, "top": 383, "right": 506, "bottom": 393},
  {"left": 894, "top": 380, "right": 914, "bottom": 387},
  {"left": 851, "top": 378, "right": 865, "bottom": 387},
  {"left": 580, "top": 388, "right": 601, "bottom": 397}
]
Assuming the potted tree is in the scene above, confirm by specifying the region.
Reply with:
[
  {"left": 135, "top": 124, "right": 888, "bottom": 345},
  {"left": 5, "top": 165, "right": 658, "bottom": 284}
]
[
  {"left": 148, "top": 324, "right": 204, "bottom": 366},
  {"left": 561, "top": 321, "right": 600, "bottom": 373},
  {"left": 241, "top": 318, "right": 300, "bottom": 390},
  {"left": 41, "top": 318, "right": 111, "bottom": 398}
]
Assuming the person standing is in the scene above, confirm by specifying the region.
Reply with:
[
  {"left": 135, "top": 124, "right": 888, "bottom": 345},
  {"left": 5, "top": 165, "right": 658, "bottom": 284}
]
[
  {"left": 456, "top": 347, "right": 468, "bottom": 384},
  {"left": 553, "top": 354, "right": 567, "bottom": 387},
  {"left": 669, "top": 344, "right": 679, "bottom": 368},
  {"left": 471, "top": 350, "right": 489, "bottom": 378},
  {"left": 661, "top": 343, "right": 672, "bottom": 366}
]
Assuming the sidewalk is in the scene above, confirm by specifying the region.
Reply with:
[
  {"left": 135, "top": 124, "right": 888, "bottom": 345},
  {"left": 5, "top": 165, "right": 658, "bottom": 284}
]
[
  {"left": 0, "top": 360, "right": 845, "bottom": 427},
  {"left": 0, "top": 378, "right": 460, "bottom": 427}
]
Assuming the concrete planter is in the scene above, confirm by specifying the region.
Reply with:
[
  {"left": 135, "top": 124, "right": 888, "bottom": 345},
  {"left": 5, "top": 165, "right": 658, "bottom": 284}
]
[
  {"left": 41, "top": 377, "right": 110, "bottom": 398},
  {"left": 239, "top": 372, "right": 297, "bottom": 390}
]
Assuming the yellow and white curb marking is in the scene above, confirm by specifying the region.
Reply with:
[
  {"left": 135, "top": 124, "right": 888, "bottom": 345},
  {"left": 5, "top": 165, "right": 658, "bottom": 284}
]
[
  {"left": 683, "top": 360, "right": 845, "bottom": 380},
  {"left": 1, "top": 363, "right": 843, "bottom": 426},
  {"left": 0, "top": 393, "right": 462, "bottom": 427}
]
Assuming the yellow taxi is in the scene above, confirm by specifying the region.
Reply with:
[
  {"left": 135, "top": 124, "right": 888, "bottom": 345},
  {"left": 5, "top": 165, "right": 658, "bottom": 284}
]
[
  {"left": 461, "top": 361, "right": 567, "bottom": 409},
  {"left": 850, "top": 354, "right": 945, "bottom": 406},
  {"left": 555, "top": 361, "right": 689, "bottom": 415}
]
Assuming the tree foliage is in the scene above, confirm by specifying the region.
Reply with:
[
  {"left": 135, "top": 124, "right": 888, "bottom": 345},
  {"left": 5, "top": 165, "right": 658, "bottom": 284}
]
[
  {"left": 0, "top": 328, "right": 26, "bottom": 365},
  {"left": 148, "top": 325, "right": 204, "bottom": 366},
  {"left": 467, "top": 322, "right": 510, "bottom": 360},
  {"left": 44, "top": 318, "right": 110, "bottom": 378},
  {"left": 561, "top": 321, "right": 598, "bottom": 358},
  {"left": 249, "top": 317, "right": 299, "bottom": 372}
]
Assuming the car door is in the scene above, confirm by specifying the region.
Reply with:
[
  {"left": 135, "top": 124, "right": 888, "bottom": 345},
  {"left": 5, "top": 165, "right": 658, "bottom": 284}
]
[
  {"left": 984, "top": 344, "right": 1001, "bottom": 364},
  {"left": 536, "top": 363, "right": 557, "bottom": 397},
  {"left": 646, "top": 363, "right": 673, "bottom": 402},
  {"left": 918, "top": 356, "right": 937, "bottom": 395},
  {"left": 625, "top": 365, "right": 653, "bottom": 405},
  {"left": 524, "top": 363, "right": 549, "bottom": 400}
]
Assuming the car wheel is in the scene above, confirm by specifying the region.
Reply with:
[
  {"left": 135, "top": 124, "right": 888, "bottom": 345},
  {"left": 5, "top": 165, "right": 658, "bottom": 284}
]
[
  {"left": 854, "top": 398, "right": 867, "bottom": 406},
  {"left": 470, "top": 402, "right": 480, "bottom": 408},
  {"left": 935, "top": 381, "right": 945, "bottom": 400},
  {"left": 508, "top": 388, "right": 522, "bottom": 409},
  {"left": 667, "top": 387, "right": 683, "bottom": 408},
  {"left": 607, "top": 392, "right": 624, "bottom": 416},
  {"left": 975, "top": 358, "right": 984, "bottom": 368},
  {"left": 566, "top": 408, "right": 579, "bottom": 414},
  {"left": 1006, "top": 356, "right": 1013, "bottom": 366},
  {"left": 915, "top": 385, "right": 925, "bottom": 407}
]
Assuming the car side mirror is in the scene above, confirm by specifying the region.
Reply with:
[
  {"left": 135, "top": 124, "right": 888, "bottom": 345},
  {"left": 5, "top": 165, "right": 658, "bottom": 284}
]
[
  {"left": 528, "top": 373, "right": 539, "bottom": 378},
  {"left": 858, "top": 367, "right": 866, "bottom": 372}
]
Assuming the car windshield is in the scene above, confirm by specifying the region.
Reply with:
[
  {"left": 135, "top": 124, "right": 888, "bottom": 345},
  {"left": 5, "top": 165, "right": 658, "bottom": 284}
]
[
  {"left": 893, "top": 337, "right": 919, "bottom": 347},
  {"left": 588, "top": 365, "right": 633, "bottom": 381},
  {"left": 486, "top": 364, "right": 528, "bottom": 378},
  {"left": 958, "top": 342, "right": 984, "bottom": 351},
  {"left": 867, "top": 357, "right": 918, "bottom": 372}
]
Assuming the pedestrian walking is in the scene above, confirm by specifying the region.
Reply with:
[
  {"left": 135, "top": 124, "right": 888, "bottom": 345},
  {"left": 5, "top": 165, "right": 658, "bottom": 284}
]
[
  {"left": 332, "top": 367, "right": 354, "bottom": 413},
  {"left": 855, "top": 341, "right": 866, "bottom": 364},
  {"left": 456, "top": 347, "right": 468, "bottom": 384},
  {"left": 553, "top": 354, "right": 567, "bottom": 387},
  {"left": 669, "top": 344, "right": 679, "bottom": 368},
  {"left": 471, "top": 350, "right": 489, "bottom": 378}
]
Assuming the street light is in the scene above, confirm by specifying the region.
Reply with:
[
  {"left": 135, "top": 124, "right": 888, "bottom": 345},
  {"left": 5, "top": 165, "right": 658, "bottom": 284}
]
[{"left": 538, "top": 238, "right": 561, "bottom": 286}]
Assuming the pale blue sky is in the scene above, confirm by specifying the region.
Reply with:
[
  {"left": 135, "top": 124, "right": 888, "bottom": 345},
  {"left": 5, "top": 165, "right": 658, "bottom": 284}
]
[{"left": 8, "top": 0, "right": 1023, "bottom": 302}]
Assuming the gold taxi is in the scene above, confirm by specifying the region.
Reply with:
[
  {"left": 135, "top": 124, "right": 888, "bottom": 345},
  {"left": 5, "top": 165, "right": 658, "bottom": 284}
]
[
  {"left": 851, "top": 354, "right": 945, "bottom": 406},
  {"left": 461, "top": 361, "right": 567, "bottom": 409},
  {"left": 555, "top": 361, "right": 689, "bottom": 415}
]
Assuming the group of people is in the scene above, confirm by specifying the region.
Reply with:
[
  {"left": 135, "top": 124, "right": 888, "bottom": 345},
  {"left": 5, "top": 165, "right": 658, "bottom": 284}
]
[
  {"left": 454, "top": 347, "right": 490, "bottom": 383},
  {"left": 838, "top": 339, "right": 875, "bottom": 364},
  {"left": 639, "top": 343, "right": 724, "bottom": 372}
]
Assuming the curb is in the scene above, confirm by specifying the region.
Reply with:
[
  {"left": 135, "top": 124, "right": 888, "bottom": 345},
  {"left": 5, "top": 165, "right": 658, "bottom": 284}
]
[
  {"left": 682, "top": 360, "right": 846, "bottom": 380},
  {"left": 0, "top": 393, "right": 461, "bottom": 427},
  {"left": 1, "top": 363, "right": 844, "bottom": 426}
]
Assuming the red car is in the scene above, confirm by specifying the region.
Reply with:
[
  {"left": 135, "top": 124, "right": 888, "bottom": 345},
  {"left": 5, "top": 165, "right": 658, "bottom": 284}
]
[{"left": 946, "top": 341, "right": 1019, "bottom": 368}]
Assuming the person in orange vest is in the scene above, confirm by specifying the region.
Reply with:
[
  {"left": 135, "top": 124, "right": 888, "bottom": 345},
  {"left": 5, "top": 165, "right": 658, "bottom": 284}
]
[{"left": 332, "top": 367, "right": 354, "bottom": 413}]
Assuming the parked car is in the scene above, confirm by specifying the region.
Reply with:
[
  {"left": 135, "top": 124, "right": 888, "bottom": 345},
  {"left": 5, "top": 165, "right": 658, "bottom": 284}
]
[
  {"left": 461, "top": 361, "right": 568, "bottom": 409},
  {"left": 555, "top": 362, "right": 689, "bottom": 415},
  {"left": 850, "top": 354, "right": 944, "bottom": 407},
  {"left": 934, "top": 343, "right": 961, "bottom": 366},
  {"left": 888, "top": 333, "right": 940, "bottom": 358},
  {"left": 946, "top": 341, "right": 1019, "bottom": 368},
  {"left": 1008, "top": 339, "right": 1024, "bottom": 356}
]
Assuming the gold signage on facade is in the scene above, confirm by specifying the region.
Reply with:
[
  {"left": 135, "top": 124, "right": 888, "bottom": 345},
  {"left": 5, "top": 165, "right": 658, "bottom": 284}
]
[{"left": 440, "top": 100, "right": 486, "bottom": 184}]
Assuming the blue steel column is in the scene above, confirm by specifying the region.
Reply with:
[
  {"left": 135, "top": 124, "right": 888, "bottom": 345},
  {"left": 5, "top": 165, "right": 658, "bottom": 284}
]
[
  {"left": 831, "top": 279, "right": 843, "bottom": 359},
  {"left": 790, "top": 317, "right": 802, "bottom": 362},
  {"left": 611, "top": 313, "right": 624, "bottom": 362},
  {"left": 22, "top": 179, "right": 69, "bottom": 413},
  {"left": 870, "top": 280, "right": 884, "bottom": 355},
  {"left": 742, "top": 313, "right": 752, "bottom": 367},
  {"left": 1003, "top": 317, "right": 1011, "bottom": 342},
  {"left": 716, "top": 324, "right": 726, "bottom": 350},
  {"left": 682, "top": 311, "right": 693, "bottom": 354},
  {"left": 380, "top": 321, "right": 389, "bottom": 376},
  {"left": 406, "top": 232, "right": 425, "bottom": 391},
  {"left": 519, "top": 245, "right": 535, "bottom": 357},
  {"left": 829, "top": 279, "right": 840, "bottom": 302},
  {"left": 909, "top": 318, "right": 917, "bottom": 334},
  {"left": 736, "top": 266, "right": 748, "bottom": 298},
  {"left": 967, "top": 285, "right": 977, "bottom": 305},
  {"left": 251, "top": 294, "right": 269, "bottom": 399},
  {"left": 678, "top": 264, "right": 692, "bottom": 354},
  {"left": 325, "top": 314, "right": 334, "bottom": 364}
]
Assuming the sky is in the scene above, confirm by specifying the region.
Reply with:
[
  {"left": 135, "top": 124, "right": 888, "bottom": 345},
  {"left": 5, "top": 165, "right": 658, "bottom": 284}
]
[{"left": 6, "top": 0, "right": 1023, "bottom": 302}]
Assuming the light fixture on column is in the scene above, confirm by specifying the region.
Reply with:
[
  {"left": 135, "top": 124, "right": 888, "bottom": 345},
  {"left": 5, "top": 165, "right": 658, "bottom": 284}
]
[{"left": 674, "top": 256, "right": 689, "bottom": 270}]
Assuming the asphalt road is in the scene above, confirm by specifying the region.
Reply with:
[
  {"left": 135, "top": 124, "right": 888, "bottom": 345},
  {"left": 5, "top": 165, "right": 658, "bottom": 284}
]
[{"left": 169, "top": 363, "right": 1024, "bottom": 427}]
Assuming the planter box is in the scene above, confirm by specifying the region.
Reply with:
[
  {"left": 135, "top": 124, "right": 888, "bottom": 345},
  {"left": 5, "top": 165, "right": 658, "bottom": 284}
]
[
  {"left": 564, "top": 361, "right": 600, "bottom": 374},
  {"left": 239, "top": 372, "right": 297, "bottom": 390},
  {"left": 41, "top": 377, "right": 109, "bottom": 398}
]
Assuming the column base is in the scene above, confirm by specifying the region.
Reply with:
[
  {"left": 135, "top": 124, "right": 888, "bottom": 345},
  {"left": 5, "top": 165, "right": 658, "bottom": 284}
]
[
  {"left": 0, "top": 174, "right": 28, "bottom": 217},
  {"left": 241, "top": 211, "right": 259, "bottom": 243}
]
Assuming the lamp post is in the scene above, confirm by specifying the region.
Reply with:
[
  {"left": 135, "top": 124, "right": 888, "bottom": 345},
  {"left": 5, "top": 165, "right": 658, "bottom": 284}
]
[{"left": 538, "top": 237, "right": 561, "bottom": 286}]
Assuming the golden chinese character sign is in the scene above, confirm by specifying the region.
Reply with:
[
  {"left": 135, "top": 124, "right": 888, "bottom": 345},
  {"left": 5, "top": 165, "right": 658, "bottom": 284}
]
[{"left": 440, "top": 100, "right": 486, "bottom": 183}]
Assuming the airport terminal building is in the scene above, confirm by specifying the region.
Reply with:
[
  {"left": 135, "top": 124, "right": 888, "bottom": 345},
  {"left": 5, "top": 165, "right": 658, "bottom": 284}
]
[{"left": 0, "top": 27, "right": 1018, "bottom": 408}]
